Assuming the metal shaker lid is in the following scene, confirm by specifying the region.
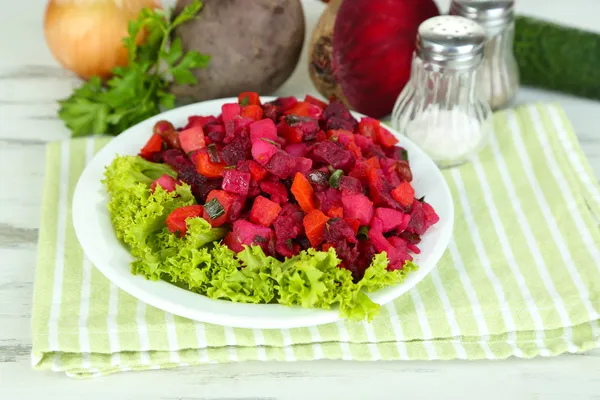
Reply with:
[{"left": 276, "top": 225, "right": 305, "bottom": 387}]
[
  {"left": 450, "top": 0, "right": 515, "bottom": 35},
  {"left": 416, "top": 15, "right": 485, "bottom": 69}
]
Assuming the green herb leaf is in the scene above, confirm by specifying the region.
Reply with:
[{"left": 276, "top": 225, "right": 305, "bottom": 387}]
[
  {"left": 204, "top": 198, "right": 225, "bottom": 220},
  {"left": 357, "top": 225, "right": 369, "bottom": 240},
  {"left": 239, "top": 96, "right": 249, "bottom": 106},
  {"left": 58, "top": 0, "right": 209, "bottom": 137},
  {"left": 328, "top": 169, "right": 343, "bottom": 188}
]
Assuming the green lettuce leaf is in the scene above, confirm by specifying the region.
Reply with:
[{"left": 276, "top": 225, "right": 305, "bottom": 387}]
[{"left": 104, "top": 154, "right": 419, "bottom": 321}]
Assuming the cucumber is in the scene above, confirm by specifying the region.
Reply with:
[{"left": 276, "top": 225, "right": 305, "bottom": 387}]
[{"left": 514, "top": 16, "right": 600, "bottom": 100}]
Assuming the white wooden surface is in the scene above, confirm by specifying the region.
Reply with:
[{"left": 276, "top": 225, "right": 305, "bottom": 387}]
[{"left": 1, "top": 0, "right": 599, "bottom": 398}]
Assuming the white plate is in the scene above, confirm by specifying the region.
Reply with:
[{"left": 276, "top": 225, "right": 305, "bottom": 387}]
[{"left": 73, "top": 97, "right": 454, "bottom": 329}]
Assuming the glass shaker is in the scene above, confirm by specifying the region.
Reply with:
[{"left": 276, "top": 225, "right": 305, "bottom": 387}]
[
  {"left": 450, "top": 0, "right": 519, "bottom": 110},
  {"left": 391, "top": 15, "right": 492, "bottom": 168}
]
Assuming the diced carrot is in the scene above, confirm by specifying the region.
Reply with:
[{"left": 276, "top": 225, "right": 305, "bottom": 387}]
[
  {"left": 322, "top": 242, "right": 335, "bottom": 252},
  {"left": 391, "top": 182, "right": 415, "bottom": 208},
  {"left": 291, "top": 172, "right": 316, "bottom": 213},
  {"left": 327, "top": 206, "right": 344, "bottom": 218},
  {"left": 303, "top": 209, "right": 330, "bottom": 248},
  {"left": 304, "top": 94, "right": 328, "bottom": 109},
  {"left": 196, "top": 151, "right": 226, "bottom": 178},
  {"left": 366, "top": 156, "right": 381, "bottom": 169},
  {"left": 247, "top": 160, "right": 268, "bottom": 181},
  {"left": 238, "top": 92, "right": 261, "bottom": 106},
  {"left": 240, "top": 105, "right": 263, "bottom": 121},
  {"left": 166, "top": 205, "right": 204, "bottom": 237},
  {"left": 250, "top": 196, "right": 282, "bottom": 227},
  {"left": 140, "top": 134, "right": 163, "bottom": 158}
]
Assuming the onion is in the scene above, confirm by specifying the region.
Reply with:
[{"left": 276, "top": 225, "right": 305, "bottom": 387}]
[{"left": 44, "top": 0, "right": 161, "bottom": 79}]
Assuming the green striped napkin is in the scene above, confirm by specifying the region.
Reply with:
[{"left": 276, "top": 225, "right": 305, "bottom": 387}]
[{"left": 32, "top": 103, "right": 600, "bottom": 378}]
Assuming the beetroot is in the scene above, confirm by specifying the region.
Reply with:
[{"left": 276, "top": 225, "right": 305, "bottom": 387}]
[
  {"left": 222, "top": 170, "right": 251, "bottom": 196},
  {"left": 316, "top": 188, "right": 342, "bottom": 213},
  {"left": 221, "top": 135, "right": 251, "bottom": 166},
  {"left": 221, "top": 103, "right": 241, "bottom": 124},
  {"left": 339, "top": 175, "right": 362, "bottom": 193},
  {"left": 259, "top": 180, "right": 288, "bottom": 204},
  {"left": 250, "top": 119, "right": 278, "bottom": 143},
  {"left": 341, "top": 191, "right": 373, "bottom": 225},
  {"left": 265, "top": 151, "right": 298, "bottom": 179},
  {"left": 311, "top": 141, "right": 355, "bottom": 172},
  {"left": 224, "top": 220, "right": 273, "bottom": 254},
  {"left": 372, "top": 207, "right": 405, "bottom": 232},
  {"left": 151, "top": 174, "right": 178, "bottom": 193},
  {"left": 331, "top": 0, "right": 439, "bottom": 117},
  {"left": 285, "top": 142, "right": 309, "bottom": 157},
  {"left": 251, "top": 140, "right": 279, "bottom": 166}
]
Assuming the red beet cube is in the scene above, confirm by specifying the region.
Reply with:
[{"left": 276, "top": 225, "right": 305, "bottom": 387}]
[
  {"left": 222, "top": 170, "right": 251, "bottom": 196},
  {"left": 341, "top": 190, "right": 374, "bottom": 225}
]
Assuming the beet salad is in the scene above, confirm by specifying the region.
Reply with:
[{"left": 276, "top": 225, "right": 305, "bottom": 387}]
[{"left": 104, "top": 93, "right": 439, "bottom": 320}]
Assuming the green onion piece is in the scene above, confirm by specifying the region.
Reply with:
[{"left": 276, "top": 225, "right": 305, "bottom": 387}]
[
  {"left": 400, "top": 148, "right": 408, "bottom": 161},
  {"left": 207, "top": 143, "right": 221, "bottom": 163},
  {"left": 357, "top": 226, "right": 369, "bottom": 240},
  {"left": 328, "top": 169, "right": 343, "bottom": 188},
  {"left": 204, "top": 198, "right": 225, "bottom": 220},
  {"left": 261, "top": 138, "right": 279, "bottom": 147},
  {"left": 417, "top": 196, "right": 425, "bottom": 203},
  {"left": 239, "top": 96, "right": 249, "bottom": 106}
]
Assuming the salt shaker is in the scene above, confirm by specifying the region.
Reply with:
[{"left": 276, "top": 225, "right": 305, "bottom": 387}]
[
  {"left": 391, "top": 15, "right": 492, "bottom": 168},
  {"left": 450, "top": 0, "right": 519, "bottom": 110}
]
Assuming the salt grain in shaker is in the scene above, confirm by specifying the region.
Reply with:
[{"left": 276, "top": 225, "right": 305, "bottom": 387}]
[
  {"left": 391, "top": 15, "right": 492, "bottom": 168},
  {"left": 450, "top": 0, "right": 519, "bottom": 110}
]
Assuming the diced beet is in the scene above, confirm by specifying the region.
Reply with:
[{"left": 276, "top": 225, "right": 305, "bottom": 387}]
[
  {"left": 222, "top": 170, "right": 251, "bottom": 196},
  {"left": 398, "top": 231, "right": 421, "bottom": 245},
  {"left": 357, "top": 117, "right": 380, "bottom": 139},
  {"left": 179, "top": 125, "right": 206, "bottom": 154},
  {"left": 348, "top": 160, "right": 371, "bottom": 183},
  {"left": 278, "top": 115, "right": 320, "bottom": 143},
  {"left": 250, "top": 195, "right": 282, "bottom": 227},
  {"left": 221, "top": 103, "right": 241, "bottom": 124},
  {"left": 224, "top": 220, "right": 273, "bottom": 254},
  {"left": 250, "top": 118, "right": 278, "bottom": 143},
  {"left": 285, "top": 142, "right": 309, "bottom": 157},
  {"left": 248, "top": 179, "right": 261, "bottom": 198},
  {"left": 311, "top": 141, "right": 355, "bottom": 172},
  {"left": 323, "top": 101, "right": 358, "bottom": 130},
  {"left": 326, "top": 116, "right": 355, "bottom": 132},
  {"left": 407, "top": 200, "right": 439, "bottom": 235},
  {"left": 161, "top": 148, "right": 194, "bottom": 172},
  {"left": 262, "top": 102, "right": 281, "bottom": 122},
  {"left": 276, "top": 96, "right": 298, "bottom": 111},
  {"left": 229, "top": 194, "right": 246, "bottom": 222},
  {"left": 273, "top": 203, "right": 305, "bottom": 257},
  {"left": 150, "top": 174, "right": 178, "bottom": 193},
  {"left": 372, "top": 208, "right": 405, "bottom": 232},
  {"left": 293, "top": 157, "right": 313, "bottom": 175},
  {"left": 355, "top": 239, "right": 378, "bottom": 278},
  {"left": 315, "top": 188, "right": 342, "bottom": 214},
  {"left": 324, "top": 218, "right": 357, "bottom": 245},
  {"left": 307, "top": 170, "right": 330, "bottom": 192},
  {"left": 185, "top": 115, "right": 217, "bottom": 130},
  {"left": 265, "top": 151, "right": 297, "bottom": 179},
  {"left": 396, "top": 160, "right": 413, "bottom": 182},
  {"left": 251, "top": 140, "right": 279, "bottom": 166},
  {"left": 204, "top": 124, "right": 225, "bottom": 143},
  {"left": 354, "top": 134, "right": 374, "bottom": 151},
  {"left": 339, "top": 175, "right": 363, "bottom": 193},
  {"left": 407, "top": 242, "right": 421, "bottom": 254},
  {"left": 397, "top": 213, "right": 412, "bottom": 232},
  {"left": 368, "top": 169, "right": 403, "bottom": 210},
  {"left": 341, "top": 191, "right": 373, "bottom": 225},
  {"left": 259, "top": 180, "right": 288, "bottom": 204},
  {"left": 221, "top": 135, "right": 251, "bottom": 166}
]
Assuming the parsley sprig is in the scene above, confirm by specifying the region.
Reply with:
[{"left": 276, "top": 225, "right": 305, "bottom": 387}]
[{"left": 58, "top": 0, "right": 209, "bottom": 137}]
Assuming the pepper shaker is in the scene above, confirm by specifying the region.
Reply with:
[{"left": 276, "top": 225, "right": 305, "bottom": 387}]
[
  {"left": 391, "top": 15, "right": 492, "bottom": 168},
  {"left": 450, "top": 0, "right": 519, "bottom": 110}
]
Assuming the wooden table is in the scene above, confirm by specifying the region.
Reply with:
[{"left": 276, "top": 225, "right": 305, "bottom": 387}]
[{"left": 1, "top": 0, "right": 599, "bottom": 398}]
